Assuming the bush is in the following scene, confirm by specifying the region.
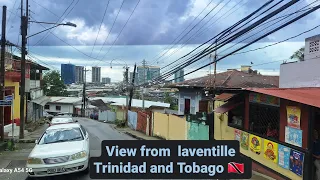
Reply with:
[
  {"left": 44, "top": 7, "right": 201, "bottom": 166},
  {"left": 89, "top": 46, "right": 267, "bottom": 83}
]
[{"left": 115, "top": 119, "right": 126, "bottom": 128}]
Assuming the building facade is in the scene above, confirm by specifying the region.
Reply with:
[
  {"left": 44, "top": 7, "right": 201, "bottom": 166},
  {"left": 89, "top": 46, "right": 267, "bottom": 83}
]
[
  {"left": 92, "top": 66, "right": 101, "bottom": 83},
  {"left": 129, "top": 72, "right": 138, "bottom": 85},
  {"left": 102, "top": 77, "right": 111, "bottom": 84},
  {"left": 174, "top": 69, "right": 184, "bottom": 83},
  {"left": 136, "top": 66, "right": 160, "bottom": 85},
  {"left": 280, "top": 34, "right": 320, "bottom": 88},
  {"left": 61, "top": 64, "right": 75, "bottom": 85},
  {"left": 75, "top": 66, "right": 84, "bottom": 83}
]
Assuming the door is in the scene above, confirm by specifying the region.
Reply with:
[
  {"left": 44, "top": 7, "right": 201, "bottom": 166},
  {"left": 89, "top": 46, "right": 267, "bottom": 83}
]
[{"left": 184, "top": 99, "right": 190, "bottom": 114}]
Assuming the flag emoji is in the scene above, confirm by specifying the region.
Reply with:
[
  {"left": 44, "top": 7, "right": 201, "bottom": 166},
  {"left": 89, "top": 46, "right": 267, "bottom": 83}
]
[{"left": 228, "top": 162, "right": 244, "bottom": 174}]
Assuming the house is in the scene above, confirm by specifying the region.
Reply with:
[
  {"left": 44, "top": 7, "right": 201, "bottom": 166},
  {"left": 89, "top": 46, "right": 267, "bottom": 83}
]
[
  {"left": 280, "top": 34, "right": 320, "bottom": 88},
  {"left": 169, "top": 66, "right": 279, "bottom": 115},
  {"left": 213, "top": 87, "right": 320, "bottom": 180},
  {"left": 45, "top": 97, "right": 82, "bottom": 115}
]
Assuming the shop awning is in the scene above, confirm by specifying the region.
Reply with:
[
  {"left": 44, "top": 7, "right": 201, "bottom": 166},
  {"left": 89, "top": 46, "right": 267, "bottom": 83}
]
[
  {"left": 213, "top": 101, "right": 243, "bottom": 114},
  {"left": 30, "top": 96, "right": 50, "bottom": 106},
  {"left": 214, "top": 93, "right": 238, "bottom": 101},
  {"left": 247, "top": 88, "right": 320, "bottom": 108}
]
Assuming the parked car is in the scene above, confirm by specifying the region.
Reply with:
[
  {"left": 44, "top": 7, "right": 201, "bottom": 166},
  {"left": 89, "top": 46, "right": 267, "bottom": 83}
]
[
  {"left": 43, "top": 111, "right": 54, "bottom": 121},
  {"left": 26, "top": 123, "right": 90, "bottom": 178},
  {"left": 48, "top": 117, "right": 78, "bottom": 127},
  {"left": 55, "top": 112, "right": 73, "bottom": 118}
]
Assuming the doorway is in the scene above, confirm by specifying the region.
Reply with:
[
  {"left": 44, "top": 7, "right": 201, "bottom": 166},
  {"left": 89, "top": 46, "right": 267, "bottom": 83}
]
[{"left": 184, "top": 99, "right": 190, "bottom": 114}]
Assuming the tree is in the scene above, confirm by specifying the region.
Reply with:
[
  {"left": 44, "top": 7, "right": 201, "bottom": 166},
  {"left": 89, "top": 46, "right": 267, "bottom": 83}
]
[
  {"left": 290, "top": 47, "right": 304, "bottom": 61},
  {"left": 164, "top": 92, "right": 178, "bottom": 110},
  {"left": 43, "top": 70, "right": 69, "bottom": 96}
]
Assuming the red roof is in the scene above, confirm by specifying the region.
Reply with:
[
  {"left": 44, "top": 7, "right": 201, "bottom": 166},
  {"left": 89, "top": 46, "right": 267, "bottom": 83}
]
[
  {"left": 172, "top": 70, "right": 279, "bottom": 88},
  {"left": 247, "top": 87, "right": 320, "bottom": 108}
]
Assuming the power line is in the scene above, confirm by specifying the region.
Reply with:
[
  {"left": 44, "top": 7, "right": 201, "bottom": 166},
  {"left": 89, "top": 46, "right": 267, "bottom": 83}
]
[
  {"left": 98, "top": 0, "right": 141, "bottom": 64},
  {"left": 95, "top": 0, "right": 125, "bottom": 60},
  {"left": 90, "top": 0, "right": 110, "bottom": 57},
  {"left": 31, "top": 0, "right": 60, "bottom": 18}
]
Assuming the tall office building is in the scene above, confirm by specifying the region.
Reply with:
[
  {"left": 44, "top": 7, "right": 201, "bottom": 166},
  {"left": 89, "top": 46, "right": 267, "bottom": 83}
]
[
  {"left": 136, "top": 66, "right": 160, "bottom": 85},
  {"left": 102, "top": 77, "right": 111, "bottom": 84},
  {"left": 92, "top": 66, "right": 101, "bottom": 83},
  {"left": 61, "top": 64, "right": 75, "bottom": 85},
  {"left": 75, "top": 66, "right": 84, "bottom": 83},
  {"left": 174, "top": 69, "right": 184, "bottom": 83}
]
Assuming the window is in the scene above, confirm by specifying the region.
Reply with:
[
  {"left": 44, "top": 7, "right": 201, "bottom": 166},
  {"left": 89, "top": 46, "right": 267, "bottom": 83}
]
[
  {"left": 44, "top": 105, "right": 49, "bottom": 110},
  {"left": 228, "top": 104, "right": 244, "bottom": 128},
  {"left": 56, "top": 106, "right": 61, "bottom": 111},
  {"left": 249, "top": 103, "right": 280, "bottom": 140}
]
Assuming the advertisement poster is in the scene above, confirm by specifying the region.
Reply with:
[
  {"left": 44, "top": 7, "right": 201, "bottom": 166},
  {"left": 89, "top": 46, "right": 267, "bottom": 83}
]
[
  {"left": 235, "top": 129, "right": 241, "bottom": 142},
  {"left": 278, "top": 144, "right": 290, "bottom": 169},
  {"left": 287, "top": 106, "right": 301, "bottom": 129},
  {"left": 289, "top": 149, "right": 304, "bottom": 176},
  {"left": 264, "top": 139, "right": 278, "bottom": 163},
  {"left": 249, "top": 134, "right": 261, "bottom": 155},
  {"left": 240, "top": 132, "right": 249, "bottom": 150},
  {"left": 285, "top": 126, "right": 303, "bottom": 147}
]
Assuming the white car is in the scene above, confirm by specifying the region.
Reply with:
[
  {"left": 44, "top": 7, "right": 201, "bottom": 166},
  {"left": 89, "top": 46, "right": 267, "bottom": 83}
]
[
  {"left": 49, "top": 117, "right": 77, "bottom": 126},
  {"left": 26, "top": 123, "right": 90, "bottom": 177}
]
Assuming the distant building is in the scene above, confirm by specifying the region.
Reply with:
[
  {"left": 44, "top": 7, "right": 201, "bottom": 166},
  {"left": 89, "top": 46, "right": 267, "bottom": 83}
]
[
  {"left": 61, "top": 64, "right": 75, "bottom": 85},
  {"left": 136, "top": 66, "right": 160, "bottom": 85},
  {"left": 102, "top": 77, "right": 111, "bottom": 84},
  {"left": 92, "top": 66, "right": 101, "bottom": 83},
  {"left": 75, "top": 66, "right": 84, "bottom": 83},
  {"left": 174, "top": 69, "right": 184, "bottom": 83},
  {"left": 129, "top": 72, "right": 138, "bottom": 85}
]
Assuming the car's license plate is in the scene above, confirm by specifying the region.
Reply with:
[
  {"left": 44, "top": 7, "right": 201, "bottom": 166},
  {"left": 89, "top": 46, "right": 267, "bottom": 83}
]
[{"left": 47, "top": 167, "right": 65, "bottom": 174}]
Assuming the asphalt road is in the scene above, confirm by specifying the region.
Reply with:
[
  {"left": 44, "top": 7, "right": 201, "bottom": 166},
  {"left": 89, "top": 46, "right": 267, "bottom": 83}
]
[{"left": 0, "top": 118, "right": 136, "bottom": 180}]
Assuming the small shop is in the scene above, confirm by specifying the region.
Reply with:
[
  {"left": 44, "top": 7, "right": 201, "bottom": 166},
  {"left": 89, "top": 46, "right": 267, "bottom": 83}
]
[{"left": 213, "top": 88, "right": 320, "bottom": 180}]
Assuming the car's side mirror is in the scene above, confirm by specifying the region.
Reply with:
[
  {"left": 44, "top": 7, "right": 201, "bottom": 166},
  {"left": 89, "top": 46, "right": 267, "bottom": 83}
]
[
  {"left": 35, "top": 139, "right": 39, "bottom": 144},
  {"left": 75, "top": 120, "right": 78, "bottom": 122}
]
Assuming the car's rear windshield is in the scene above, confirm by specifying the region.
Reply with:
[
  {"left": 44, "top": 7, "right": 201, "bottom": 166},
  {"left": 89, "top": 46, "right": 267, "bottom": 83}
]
[
  {"left": 39, "top": 128, "right": 84, "bottom": 145},
  {"left": 51, "top": 118, "right": 73, "bottom": 124}
]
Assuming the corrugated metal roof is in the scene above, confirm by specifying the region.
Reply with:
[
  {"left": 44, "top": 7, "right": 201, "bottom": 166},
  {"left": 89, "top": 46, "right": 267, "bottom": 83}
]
[
  {"left": 215, "top": 93, "right": 237, "bottom": 101},
  {"left": 246, "top": 87, "right": 320, "bottom": 108},
  {"left": 48, "top": 97, "right": 82, "bottom": 104}
]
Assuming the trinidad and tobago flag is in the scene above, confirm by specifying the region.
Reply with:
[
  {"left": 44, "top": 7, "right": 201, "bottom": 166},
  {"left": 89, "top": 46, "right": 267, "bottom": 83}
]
[{"left": 228, "top": 162, "right": 245, "bottom": 174}]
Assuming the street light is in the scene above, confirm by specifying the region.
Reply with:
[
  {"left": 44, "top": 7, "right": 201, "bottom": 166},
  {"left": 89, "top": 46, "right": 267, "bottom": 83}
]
[{"left": 26, "top": 21, "right": 77, "bottom": 39}]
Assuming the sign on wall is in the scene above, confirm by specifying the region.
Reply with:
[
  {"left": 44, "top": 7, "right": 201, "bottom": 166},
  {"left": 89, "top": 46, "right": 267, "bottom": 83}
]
[
  {"left": 240, "top": 132, "right": 249, "bottom": 150},
  {"left": 234, "top": 129, "right": 241, "bottom": 142},
  {"left": 249, "top": 93, "right": 280, "bottom": 107},
  {"left": 286, "top": 106, "right": 301, "bottom": 129},
  {"left": 263, "top": 139, "right": 278, "bottom": 163},
  {"left": 289, "top": 149, "right": 304, "bottom": 176},
  {"left": 278, "top": 144, "right": 290, "bottom": 169},
  {"left": 249, "top": 134, "right": 261, "bottom": 155},
  {"left": 285, "top": 126, "right": 303, "bottom": 147}
]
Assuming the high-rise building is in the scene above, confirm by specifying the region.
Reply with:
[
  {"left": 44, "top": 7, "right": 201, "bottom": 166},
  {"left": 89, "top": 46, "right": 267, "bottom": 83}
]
[
  {"left": 75, "top": 66, "right": 84, "bottom": 83},
  {"left": 61, "top": 64, "right": 75, "bottom": 85},
  {"left": 102, "top": 77, "right": 111, "bottom": 84},
  {"left": 136, "top": 66, "right": 160, "bottom": 85},
  {"left": 92, "top": 66, "right": 101, "bottom": 83},
  {"left": 174, "top": 69, "right": 184, "bottom": 83}
]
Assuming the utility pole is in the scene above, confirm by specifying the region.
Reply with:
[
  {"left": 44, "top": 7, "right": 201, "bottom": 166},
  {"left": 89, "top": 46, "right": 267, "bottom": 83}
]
[
  {"left": 142, "top": 59, "right": 146, "bottom": 110},
  {"left": 128, "top": 64, "right": 136, "bottom": 111},
  {"left": 81, "top": 68, "right": 89, "bottom": 117},
  {"left": 19, "top": 0, "right": 28, "bottom": 139},
  {"left": 124, "top": 66, "right": 129, "bottom": 110},
  {"left": 0, "top": 6, "right": 7, "bottom": 141}
]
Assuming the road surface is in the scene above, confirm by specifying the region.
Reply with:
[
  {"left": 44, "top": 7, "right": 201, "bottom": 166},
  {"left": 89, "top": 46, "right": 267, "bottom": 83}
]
[{"left": 0, "top": 118, "right": 135, "bottom": 180}]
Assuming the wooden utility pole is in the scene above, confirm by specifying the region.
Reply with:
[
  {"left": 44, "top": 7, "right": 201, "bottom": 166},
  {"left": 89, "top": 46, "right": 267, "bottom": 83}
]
[
  {"left": 20, "top": 0, "right": 28, "bottom": 139},
  {"left": 81, "top": 68, "right": 90, "bottom": 117},
  {"left": 128, "top": 64, "right": 136, "bottom": 111},
  {"left": 142, "top": 59, "right": 146, "bottom": 110},
  {"left": 0, "top": 6, "right": 7, "bottom": 141}
]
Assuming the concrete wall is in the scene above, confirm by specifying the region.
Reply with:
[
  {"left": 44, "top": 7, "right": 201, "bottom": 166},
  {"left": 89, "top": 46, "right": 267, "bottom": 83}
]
[
  {"left": 187, "top": 121, "right": 209, "bottom": 140},
  {"left": 280, "top": 60, "right": 320, "bottom": 88},
  {"left": 153, "top": 112, "right": 169, "bottom": 139},
  {"left": 178, "top": 89, "right": 202, "bottom": 115},
  {"left": 45, "top": 103, "right": 74, "bottom": 113},
  {"left": 128, "top": 110, "right": 137, "bottom": 130},
  {"left": 5, "top": 79, "right": 23, "bottom": 119},
  {"left": 99, "top": 110, "right": 116, "bottom": 122}
]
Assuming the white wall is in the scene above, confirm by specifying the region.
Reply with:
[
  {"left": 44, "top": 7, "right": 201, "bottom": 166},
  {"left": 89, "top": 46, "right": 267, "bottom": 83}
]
[
  {"left": 280, "top": 60, "right": 320, "bottom": 88},
  {"left": 45, "top": 103, "right": 74, "bottom": 113},
  {"left": 178, "top": 90, "right": 202, "bottom": 115},
  {"left": 30, "top": 89, "right": 43, "bottom": 100}
]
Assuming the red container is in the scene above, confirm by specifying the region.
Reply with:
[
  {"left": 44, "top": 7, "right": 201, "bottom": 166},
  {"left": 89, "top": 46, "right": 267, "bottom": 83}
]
[{"left": 14, "top": 118, "right": 20, "bottom": 126}]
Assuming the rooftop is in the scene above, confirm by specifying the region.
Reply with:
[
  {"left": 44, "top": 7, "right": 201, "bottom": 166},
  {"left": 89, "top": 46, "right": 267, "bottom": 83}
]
[
  {"left": 170, "top": 69, "right": 279, "bottom": 89},
  {"left": 48, "top": 97, "right": 82, "bottom": 104}
]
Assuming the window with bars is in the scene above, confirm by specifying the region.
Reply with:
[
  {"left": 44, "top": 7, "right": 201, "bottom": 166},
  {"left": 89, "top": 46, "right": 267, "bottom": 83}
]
[
  {"left": 249, "top": 103, "right": 280, "bottom": 140},
  {"left": 228, "top": 104, "right": 244, "bottom": 128}
]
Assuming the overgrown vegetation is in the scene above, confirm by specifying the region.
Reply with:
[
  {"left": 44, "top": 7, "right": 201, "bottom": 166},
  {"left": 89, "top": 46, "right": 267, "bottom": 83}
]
[
  {"left": 43, "top": 70, "right": 69, "bottom": 96},
  {"left": 115, "top": 119, "right": 126, "bottom": 128}
]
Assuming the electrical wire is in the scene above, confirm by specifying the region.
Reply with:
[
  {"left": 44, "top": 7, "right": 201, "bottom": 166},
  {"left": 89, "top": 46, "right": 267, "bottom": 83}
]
[
  {"left": 98, "top": 0, "right": 141, "bottom": 65},
  {"left": 31, "top": 0, "right": 60, "bottom": 18},
  {"left": 90, "top": 0, "right": 110, "bottom": 57},
  {"left": 95, "top": 0, "right": 125, "bottom": 60}
]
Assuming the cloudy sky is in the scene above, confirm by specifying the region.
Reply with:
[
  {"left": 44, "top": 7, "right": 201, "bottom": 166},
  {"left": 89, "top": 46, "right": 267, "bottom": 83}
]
[{"left": 0, "top": 0, "right": 319, "bottom": 82}]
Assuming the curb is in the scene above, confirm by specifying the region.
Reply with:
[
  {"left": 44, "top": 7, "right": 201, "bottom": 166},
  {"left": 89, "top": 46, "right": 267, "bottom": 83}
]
[
  {"left": 124, "top": 132, "right": 146, "bottom": 140},
  {"left": 14, "top": 139, "right": 36, "bottom": 143}
]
